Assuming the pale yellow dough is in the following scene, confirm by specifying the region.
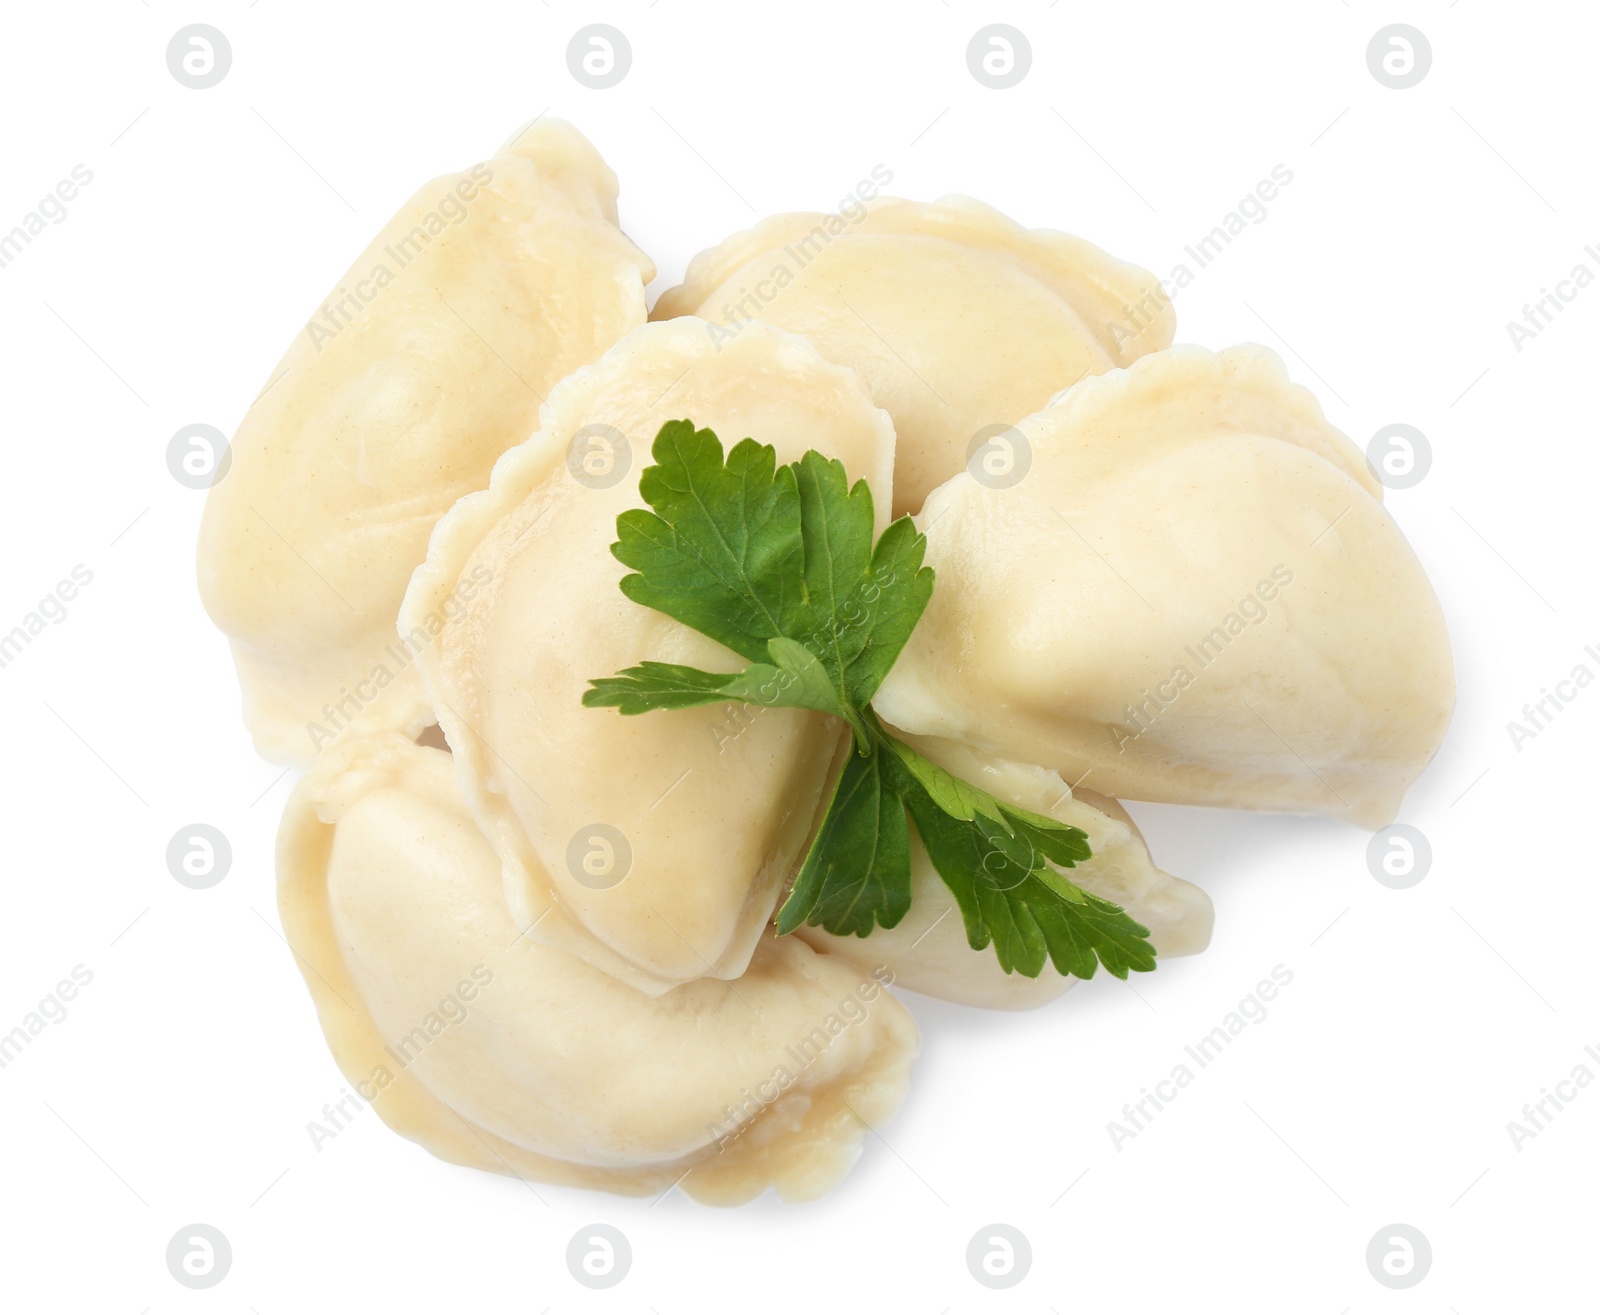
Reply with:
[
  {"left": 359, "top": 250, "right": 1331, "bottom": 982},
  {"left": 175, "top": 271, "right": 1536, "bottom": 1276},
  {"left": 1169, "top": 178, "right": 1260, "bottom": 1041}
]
[
  {"left": 196, "top": 123, "right": 1467, "bottom": 1206},
  {"left": 402, "top": 318, "right": 897, "bottom": 995},
  {"left": 278, "top": 733, "right": 918, "bottom": 1203},
  {"left": 198, "top": 120, "right": 653, "bottom": 765},
  {"left": 652, "top": 195, "right": 1175, "bottom": 516},
  {"left": 872, "top": 345, "right": 1454, "bottom": 827},
  {"left": 799, "top": 734, "right": 1212, "bottom": 1010}
]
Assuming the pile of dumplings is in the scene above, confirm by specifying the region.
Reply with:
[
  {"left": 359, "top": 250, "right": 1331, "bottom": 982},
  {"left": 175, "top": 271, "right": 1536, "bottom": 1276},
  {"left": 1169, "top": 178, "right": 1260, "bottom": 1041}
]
[{"left": 198, "top": 121, "right": 1453, "bottom": 1203}]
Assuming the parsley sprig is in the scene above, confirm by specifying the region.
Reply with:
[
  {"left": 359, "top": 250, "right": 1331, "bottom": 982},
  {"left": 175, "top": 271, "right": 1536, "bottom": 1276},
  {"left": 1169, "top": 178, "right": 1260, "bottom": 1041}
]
[{"left": 583, "top": 420, "right": 1155, "bottom": 980}]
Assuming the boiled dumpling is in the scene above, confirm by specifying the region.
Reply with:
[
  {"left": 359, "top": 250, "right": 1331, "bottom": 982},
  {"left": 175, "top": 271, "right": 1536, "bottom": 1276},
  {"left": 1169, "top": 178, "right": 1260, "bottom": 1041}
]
[
  {"left": 198, "top": 120, "right": 653, "bottom": 764},
  {"left": 277, "top": 732, "right": 918, "bottom": 1203},
  {"left": 798, "top": 733, "right": 1212, "bottom": 1010},
  {"left": 403, "top": 318, "right": 896, "bottom": 994},
  {"left": 872, "top": 345, "right": 1454, "bottom": 827},
  {"left": 652, "top": 195, "right": 1174, "bottom": 516}
]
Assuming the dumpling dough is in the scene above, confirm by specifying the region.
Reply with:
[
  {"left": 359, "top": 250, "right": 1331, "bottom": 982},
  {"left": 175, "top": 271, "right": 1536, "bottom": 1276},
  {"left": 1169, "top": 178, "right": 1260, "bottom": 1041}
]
[
  {"left": 403, "top": 318, "right": 897, "bottom": 995},
  {"left": 277, "top": 732, "right": 918, "bottom": 1204},
  {"left": 198, "top": 120, "right": 654, "bottom": 765},
  {"left": 873, "top": 345, "right": 1454, "bottom": 827},
  {"left": 799, "top": 733, "right": 1212, "bottom": 1011},
  {"left": 652, "top": 195, "right": 1174, "bottom": 515}
]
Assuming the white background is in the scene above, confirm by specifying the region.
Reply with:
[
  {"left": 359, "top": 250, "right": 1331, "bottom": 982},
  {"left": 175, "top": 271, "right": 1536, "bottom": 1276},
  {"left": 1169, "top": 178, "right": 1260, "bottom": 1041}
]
[{"left": 1, "top": 1, "right": 1594, "bottom": 1310}]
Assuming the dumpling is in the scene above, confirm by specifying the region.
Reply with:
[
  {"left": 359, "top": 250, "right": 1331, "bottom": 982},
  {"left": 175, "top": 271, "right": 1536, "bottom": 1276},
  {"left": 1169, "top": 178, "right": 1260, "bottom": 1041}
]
[
  {"left": 402, "top": 318, "right": 897, "bottom": 995},
  {"left": 652, "top": 195, "right": 1174, "bottom": 515},
  {"left": 277, "top": 732, "right": 918, "bottom": 1203},
  {"left": 198, "top": 120, "right": 654, "bottom": 765},
  {"left": 798, "top": 733, "right": 1212, "bottom": 1010},
  {"left": 872, "top": 345, "right": 1454, "bottom": 827}
]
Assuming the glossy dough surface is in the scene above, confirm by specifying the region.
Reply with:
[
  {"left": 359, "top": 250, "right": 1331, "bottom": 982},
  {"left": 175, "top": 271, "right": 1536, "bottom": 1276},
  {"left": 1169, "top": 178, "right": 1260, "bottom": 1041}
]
[
  {"left": 278, "top": 733, "right": 918, "bottom": 1203},
  {"left": 873, "top": 345, "right": 1455, "bottom": 827},
  {"left": 403, "top": 318, "right": 897, "bottom": 995},
  {"left": 198, "top": 121, "right": 653, "bottom": 764},
  {"left": 653, "top": 196, "right": 1174, "bottom": 516},
  {"left": 190, "top": 123, "right": 1466, "bottom": 1209}
]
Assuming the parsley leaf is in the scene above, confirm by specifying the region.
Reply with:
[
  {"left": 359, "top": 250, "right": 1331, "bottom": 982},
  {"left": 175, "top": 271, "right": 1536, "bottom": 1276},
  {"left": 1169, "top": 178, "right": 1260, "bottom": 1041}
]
[
  {"left": 584, "top": 640, "right": 858, "bottom": 728},
  {"left": 885, "top": 734, "right": 1097, "bottom": 868},
  {"left": 775, "top": 744, "right": 911, "bottom": 937},
  {"left": 791, "top": 452, "right": 934, "bottom": 706},
  {"left": 584, "top": 660, "right": 756, "bottom": 714},
  {"left": 584, "top": 421, "right": 1156, "bottom": 981},
  {"left": 613, "top": 421, "right": 803, "bottom": 665},
  {"left": 604, "top": 422, "right": 932, "bottom": 733},
  {"left": 899, "top": 772, "right": 1156, "bottom": 979}
]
